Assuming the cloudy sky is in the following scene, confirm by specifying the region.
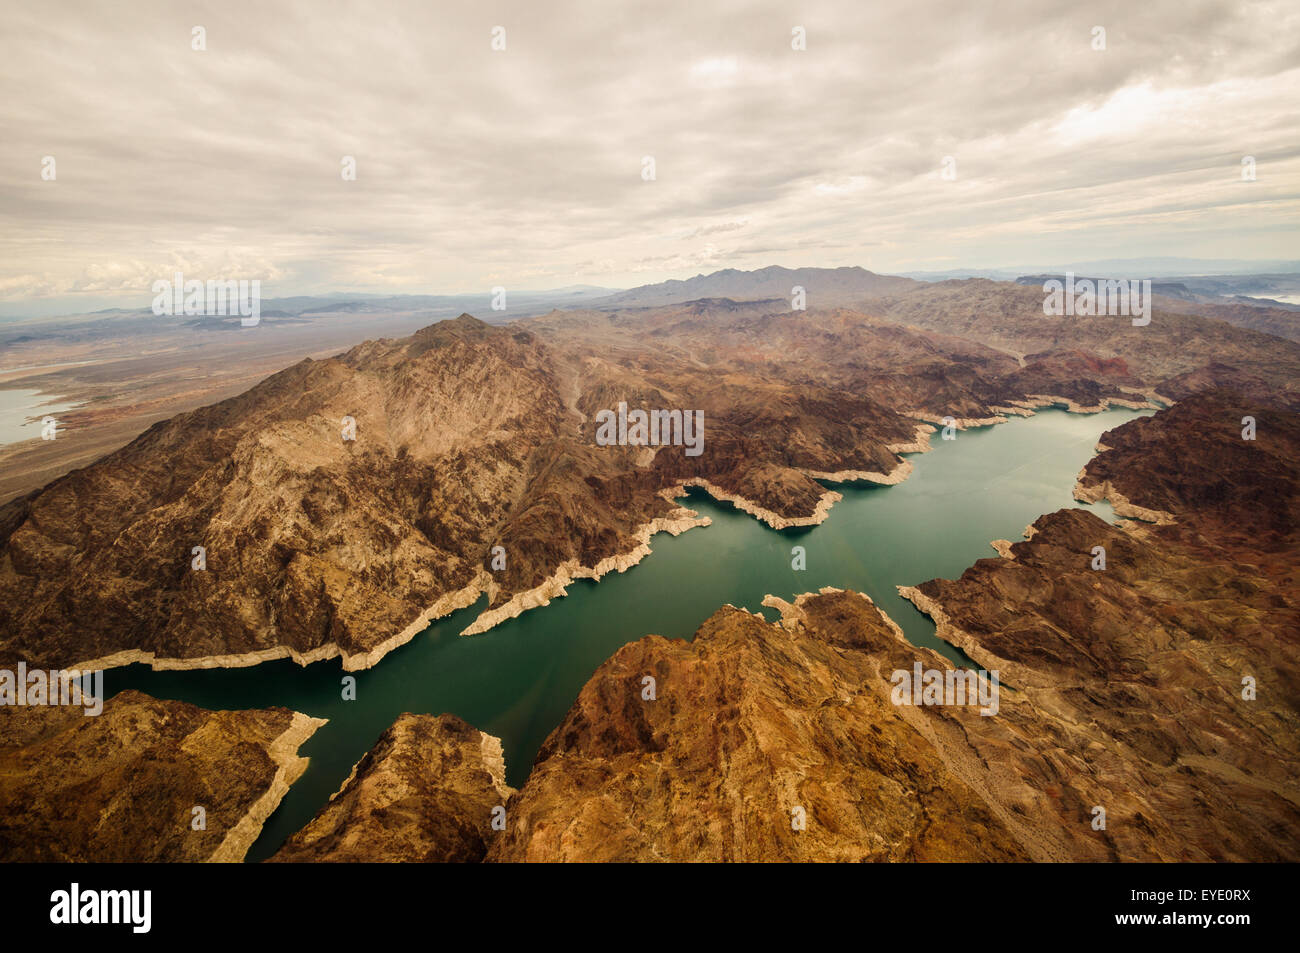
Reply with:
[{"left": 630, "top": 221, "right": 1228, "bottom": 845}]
[{"left": 1, "top": 0, "right": 1297, "bottom": 311}]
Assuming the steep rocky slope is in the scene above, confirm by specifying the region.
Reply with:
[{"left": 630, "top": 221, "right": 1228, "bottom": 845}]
[
  {"left": 271, "top": 713, "right": 512, "bottom": 863},
  {"left": 0, "top": 690, "right": 322, "bottom": 862},
  {"left": 488, "top": 590, "right": 1026, "bottom": 862},
  {"left": 1077, "top": 389, "right": 1299, "bottom": 549},
  {"left": 0, "top": 317, "right": 695, "bottom": 669}
]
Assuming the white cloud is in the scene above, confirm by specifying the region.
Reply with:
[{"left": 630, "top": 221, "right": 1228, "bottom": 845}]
[
  {"left": 0, "top": 0, "right": 1295, "bottom": 305},
  {"left": 689, "top": 57, "right": 742, "bottom": 88}
]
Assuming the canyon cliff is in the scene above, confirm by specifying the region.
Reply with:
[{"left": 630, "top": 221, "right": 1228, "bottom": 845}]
[
  {"left": 270, "top": 713, "right": 512, "bottom": 863},
  {"left": 0, "top": 690, "right": 321, "bottom": 862}
]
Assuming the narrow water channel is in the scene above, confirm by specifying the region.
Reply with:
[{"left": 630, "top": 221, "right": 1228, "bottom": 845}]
[{"left": 107, "top": 407, "right": 1150, "bottom": 860}]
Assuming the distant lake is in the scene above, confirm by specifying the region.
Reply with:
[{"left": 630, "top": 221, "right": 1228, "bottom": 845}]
[
  {"left": 0, "top": 388, "right": 82, "bottom": 446},
  {"left": 109, "top": 406, "right": 1151, "bottom": 861}
]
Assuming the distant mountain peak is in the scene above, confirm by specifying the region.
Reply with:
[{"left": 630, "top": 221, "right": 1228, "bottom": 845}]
[{"left": 587, "top": 264, "right": 911, "bottom": 309}]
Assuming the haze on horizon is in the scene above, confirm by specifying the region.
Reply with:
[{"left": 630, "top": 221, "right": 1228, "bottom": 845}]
[{"left": 1, "top": 0, "right": 1297, "bottom": 316}]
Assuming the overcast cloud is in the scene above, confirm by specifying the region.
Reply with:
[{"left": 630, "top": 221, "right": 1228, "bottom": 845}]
[{"left": 1, "top": 0, "right": 1297, "bottom": 307}]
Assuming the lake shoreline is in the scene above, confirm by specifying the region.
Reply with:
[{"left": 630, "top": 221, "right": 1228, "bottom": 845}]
[{"left": 79, "top": 402, "right": 1161, "bottom": 674}]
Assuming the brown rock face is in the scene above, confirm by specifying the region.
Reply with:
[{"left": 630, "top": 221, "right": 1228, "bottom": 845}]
[
  {"left": 270, "top": 713, "right": 513, "bottom": 863},
  {"left": 902, "top": 512, "right": 1300, "bottom": 860},
  {"left": 1082, "top": 389, "right": 1300, "bottom": 549},
  {"left": 0, "top": 690, "right": 322, "bottom": 862},
  {"left": 488, "top": 591, "right": 1028, "bottom": 862}
]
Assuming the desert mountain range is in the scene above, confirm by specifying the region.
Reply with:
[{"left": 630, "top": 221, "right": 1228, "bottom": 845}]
[{"left": 1, "top": 266, "right": 1297, "bottom": 861}]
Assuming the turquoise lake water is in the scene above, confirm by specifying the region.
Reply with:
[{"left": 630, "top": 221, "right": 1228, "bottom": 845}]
[{"left": 107, "top": 406, "right": 1149, "bottom": 861}]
